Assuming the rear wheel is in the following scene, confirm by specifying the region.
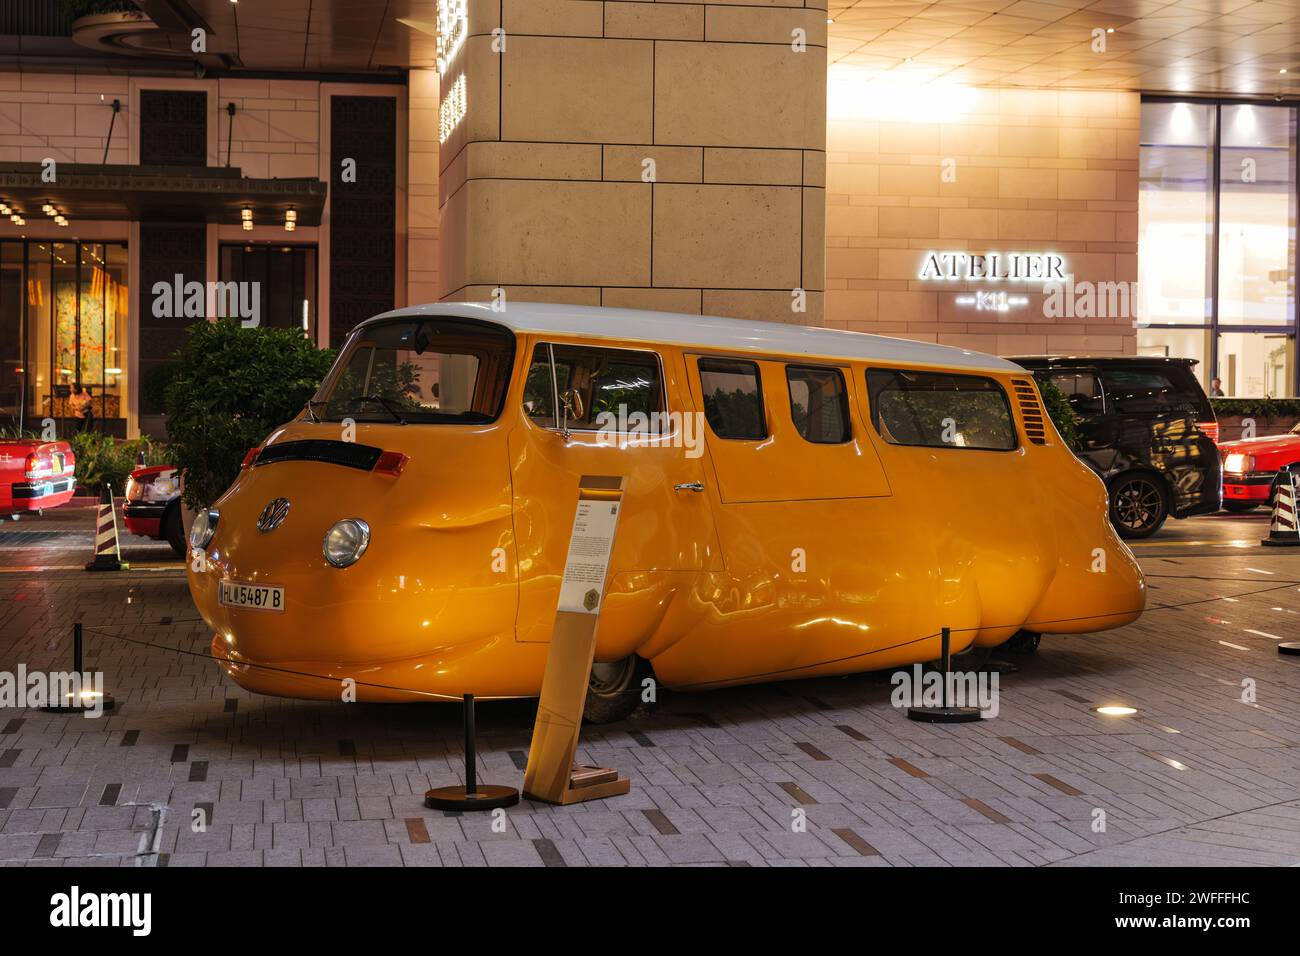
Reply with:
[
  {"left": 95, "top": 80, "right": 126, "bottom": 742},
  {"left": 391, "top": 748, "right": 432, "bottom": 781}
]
[
  {"left": 1001, "top": 629, "right": 1041, "bottom": 654},
  {"left": 1222, "top": 500, "right": 1259, "bottom": 514},
  {"left": 1108, "top": 473, "right": 1168, "bottom": 539},
  {"left": 162, "top": 503, "right": 186, "bottom": 557},
  {"left": 584, "top": 655, "right": 650, "bottom": 724}
]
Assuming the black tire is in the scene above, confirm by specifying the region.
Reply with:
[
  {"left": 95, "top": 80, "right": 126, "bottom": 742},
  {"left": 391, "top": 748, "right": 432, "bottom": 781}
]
[
  {"left": 583, "top": 655, "right": 651, "bottom": 724},
  {"left": 1108, "top": 473, "right": 1168, "bottom": 539},
  {"left": 1222, "top": 500, "right": 1259, "bottom": 514},
  {"left": 1001, "top": 629, "right": 1041, "bottom": 654},
  {"left": 162, "top": 503, "right": 186, "bottom": 557}
]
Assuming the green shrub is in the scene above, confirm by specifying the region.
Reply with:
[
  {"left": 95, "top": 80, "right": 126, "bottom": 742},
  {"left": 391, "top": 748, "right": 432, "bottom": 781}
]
[
  {"left": 1038, "top": 377, "right": 1082, "bottom": 451},
  {"left": 69, "top": 432, "right": 170, "bottom": 495},
  {"left": 164, "top": 319, "right": 336, "bottom": 509},
  {"left": 1210, "top": 398, "right": 1300, "bottom": 420},
  {"left": 140, "top": 362, "right": 180, "bottom": 416}
]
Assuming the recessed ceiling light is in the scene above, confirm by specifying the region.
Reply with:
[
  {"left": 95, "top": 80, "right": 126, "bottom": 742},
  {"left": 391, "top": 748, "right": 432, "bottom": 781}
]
[
  {"left": 1095, "top": 705, "right": 1138, "bottom": 716},
  {"left": 1107, "top": 27, "right": 1115, "bottom": 33},
  {"left": 1281, "top": 68, "right": 1289, "bottom": 75}
]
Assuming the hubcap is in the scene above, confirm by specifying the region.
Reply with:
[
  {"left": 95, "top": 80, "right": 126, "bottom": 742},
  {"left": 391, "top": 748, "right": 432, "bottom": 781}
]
[
  {"left": 589, "top": 658, "right": 632, "bottom": 695},
  {"left": 1115, "top": 480, "right": 1161, "bottom": 530}
]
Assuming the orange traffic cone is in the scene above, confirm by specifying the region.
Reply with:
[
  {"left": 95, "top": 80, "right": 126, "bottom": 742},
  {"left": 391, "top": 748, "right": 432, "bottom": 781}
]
[
  {"left": 1262, "top": 467, "right": 1300, "bottom": 547},
  {"left": 85, "top": 483, "right": 128, "bottom": 571}
]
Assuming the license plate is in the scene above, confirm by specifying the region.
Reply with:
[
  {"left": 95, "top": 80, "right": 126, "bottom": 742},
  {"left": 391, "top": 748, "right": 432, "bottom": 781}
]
[
  {"left": 218, "top": 581, "right": 285, "bottom": 612},
  {"left": 1227, "top": 486, "right": 1245, "bottom": 496}
]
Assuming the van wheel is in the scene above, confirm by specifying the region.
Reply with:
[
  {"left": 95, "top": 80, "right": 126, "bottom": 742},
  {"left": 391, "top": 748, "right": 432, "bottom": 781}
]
[
  {"left": 1109, "top": 474, "right": 1167, "bottom": 539},
  {"left": 1222, "top": 501, "right": 1259, "bottom": 514},
  {"left": 1001, "top": 629, "right": 1041, "bottom": 654},
  {"left": 584, "top": 655, "right": 650, "bottom": 724},
  {"left": 162, "top": 504, "right": 186, "bottom": 557}
]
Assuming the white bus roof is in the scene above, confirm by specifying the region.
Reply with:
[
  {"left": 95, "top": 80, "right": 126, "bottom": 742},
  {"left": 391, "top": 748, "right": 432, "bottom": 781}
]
[{"left": 365, "top": 301, "right": 1023, "bottom": 373}]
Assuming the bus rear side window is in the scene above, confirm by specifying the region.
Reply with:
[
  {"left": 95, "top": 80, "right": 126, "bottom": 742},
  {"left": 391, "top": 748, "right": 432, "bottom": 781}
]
[
  {"left": 866, "top": 368, "right": 1017, "bottom": 451},
  {"left": 699, "top": 358, "right": 766, "bottom": 440},
  {"left": 787, "top": 365, "right": 850, "bottom": 443}
]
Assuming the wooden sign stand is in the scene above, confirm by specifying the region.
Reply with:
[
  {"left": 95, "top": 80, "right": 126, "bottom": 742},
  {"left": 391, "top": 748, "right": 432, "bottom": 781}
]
[{"left": 523, "top": 476, "right": 632, "bottom": 805}]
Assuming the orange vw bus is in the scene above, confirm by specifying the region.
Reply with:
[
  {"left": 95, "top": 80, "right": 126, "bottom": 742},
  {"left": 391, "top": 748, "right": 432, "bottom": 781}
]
[{"left": 187, "top": 303, "right": 1145, "bottom": 720}]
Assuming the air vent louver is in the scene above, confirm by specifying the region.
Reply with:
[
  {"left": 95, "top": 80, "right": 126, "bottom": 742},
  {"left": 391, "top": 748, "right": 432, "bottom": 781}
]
[{"left": 1011, "top": 378, "right": 1048, "bottom": 445}]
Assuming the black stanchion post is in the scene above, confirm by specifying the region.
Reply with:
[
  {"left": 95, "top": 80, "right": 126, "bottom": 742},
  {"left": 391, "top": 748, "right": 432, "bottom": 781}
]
[
  {"left": 463, "top": 694, "right": 477, "bottom": 797},
  {"left": 42, "top": 621, "right": 114, "bottom": 713},
  {"left": 907, "top": 625, "right": 981, "bottom": 723},
  {"left": 425, "top": 693, "right": 518, "bottom": 811}
]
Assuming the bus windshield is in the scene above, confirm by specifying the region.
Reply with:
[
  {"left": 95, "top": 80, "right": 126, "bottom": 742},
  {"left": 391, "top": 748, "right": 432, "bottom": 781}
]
[{"left": 314, "top": 318, "right": 516, "bottom": 424}]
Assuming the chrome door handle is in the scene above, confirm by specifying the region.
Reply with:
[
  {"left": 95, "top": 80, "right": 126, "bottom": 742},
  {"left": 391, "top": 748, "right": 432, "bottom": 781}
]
[{"left": 674, "top": 482, "right": 704, "bottom": 493}]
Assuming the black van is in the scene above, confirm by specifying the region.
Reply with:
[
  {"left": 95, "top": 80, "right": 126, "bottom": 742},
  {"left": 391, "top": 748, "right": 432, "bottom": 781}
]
[{"left": 1010, "top": 357, "right": 1221, "bottom": 538}]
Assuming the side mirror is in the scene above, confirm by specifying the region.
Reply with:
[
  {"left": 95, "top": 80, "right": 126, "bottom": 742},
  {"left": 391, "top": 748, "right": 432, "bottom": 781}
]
[{"left": 559, "top": 388, "right": 584, "bottom": 438}]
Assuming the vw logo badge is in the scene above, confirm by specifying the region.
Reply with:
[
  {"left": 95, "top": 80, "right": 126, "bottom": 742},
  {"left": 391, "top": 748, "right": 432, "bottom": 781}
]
[{"left": 257, "top": 497, "right": 291, "bottom": 533}]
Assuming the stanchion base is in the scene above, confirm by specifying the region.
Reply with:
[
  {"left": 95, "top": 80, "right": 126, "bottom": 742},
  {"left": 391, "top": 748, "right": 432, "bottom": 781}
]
[
  {"left": 1278, "top": 642, "right": 1300, "bottom": 657},
  {"left": 1260, "top": 538, "right": 1300, "bottom": 547},
  {"left": 42, "top": 694, "right": 116, "bottom": 714},
  {"left": 424, "top": 784, "right": 519, "bottom": 811},
  {"left": 907, "top": 705, "right": 982, "bottom": 723}
]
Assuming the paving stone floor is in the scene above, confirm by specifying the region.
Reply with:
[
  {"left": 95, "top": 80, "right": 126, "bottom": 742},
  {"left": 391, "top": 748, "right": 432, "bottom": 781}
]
[{"left": 1, "top": 510, "right": 1299, "bottom": 866}]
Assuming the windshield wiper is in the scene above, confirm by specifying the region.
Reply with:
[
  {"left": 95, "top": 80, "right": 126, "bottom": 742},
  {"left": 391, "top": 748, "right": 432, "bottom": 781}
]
[
  {"left": 305, "top": 399, "right": 325, "bottom": 423},
  {"left": 354, "top": 394, "right": 408, "bottom": 424}
]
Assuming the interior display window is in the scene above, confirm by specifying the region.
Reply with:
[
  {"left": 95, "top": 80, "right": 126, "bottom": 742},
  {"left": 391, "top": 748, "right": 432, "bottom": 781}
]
[
  {"left": 866, "top": 368, "right": 1016, "bottom": 451},
  {"left": 698, "top": 357, "right": 765, "bottom": 440},
  {"left": 523, "top": 343, "right": 663, "bottom": 430},
  {"left": 786, "top": 365, "right": 850, "bottom": 444}
]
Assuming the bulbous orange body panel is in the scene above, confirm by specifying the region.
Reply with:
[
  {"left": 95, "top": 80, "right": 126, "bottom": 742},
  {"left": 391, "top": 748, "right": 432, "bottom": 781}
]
[{"left": 188, "top": 305, "right": 1144, "bottom": 702}]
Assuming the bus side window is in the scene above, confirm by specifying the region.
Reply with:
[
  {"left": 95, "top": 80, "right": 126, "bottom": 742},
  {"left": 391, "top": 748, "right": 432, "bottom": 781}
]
[
  {"left": 865, "top": 368, "right": 1017, "bottom": 451},
  {"left": 698, "top": 358, "right": 766, "bottom": 440},
  {"left": 786, "top": 365, "right": 851, "bottom": 444},
  {"left": 524, "top": 343, "right": 662, "bottom": 430}
]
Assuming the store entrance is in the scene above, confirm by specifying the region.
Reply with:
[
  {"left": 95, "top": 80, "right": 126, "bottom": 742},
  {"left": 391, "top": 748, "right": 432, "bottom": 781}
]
[{"left": 0, "top": 240, "right": 129, "bottom": 438}]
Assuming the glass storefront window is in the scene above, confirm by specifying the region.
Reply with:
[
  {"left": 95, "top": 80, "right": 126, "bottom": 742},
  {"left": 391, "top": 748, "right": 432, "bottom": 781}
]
[
  {"left": 1217, "top": 330, "right": 1295, "bottom": 398},
  {"left": 1139, "top": 101, "right": 1214, "bottom": 324},
  {"left": 1218, "top": 104, "right": 1297, "bottom": 327},
  {"left": 1139, "top": 99, "right": 1299, "bottom": 398},
  {"left": 0, "top": 240, "right": 130, "bottom": 436}
]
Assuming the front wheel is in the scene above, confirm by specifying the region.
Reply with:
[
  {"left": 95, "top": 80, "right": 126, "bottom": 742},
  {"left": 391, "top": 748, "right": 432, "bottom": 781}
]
[
  {"left": 1108, "top": 473, "right": 1168, "bottom": 539},
  {"left": 584, "top": 655, "right": 651, "bottom": 724},
  {"left": 162, "top": 504, "right": 186, "bottom": 557}
]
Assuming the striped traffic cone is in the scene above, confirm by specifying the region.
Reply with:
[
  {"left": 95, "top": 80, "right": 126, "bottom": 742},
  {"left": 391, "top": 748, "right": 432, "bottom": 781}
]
[
  {"left": 85, "top": 483, "right": 128, "bottom": 571},
  {"left": 1261, "top": 467, "right": 1300, "bottom": 547}
]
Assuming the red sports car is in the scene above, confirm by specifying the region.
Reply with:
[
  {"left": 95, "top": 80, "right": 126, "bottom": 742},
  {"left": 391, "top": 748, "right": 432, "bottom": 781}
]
[
  {"left": 123, "top": 465, "right": 186, "bottom": 555},
  {"left": 1219, "top": 424, "right": 1300, "bottom": 512},
  {"left": 0, "top": 439, "right": 77, "bottom": 518}
]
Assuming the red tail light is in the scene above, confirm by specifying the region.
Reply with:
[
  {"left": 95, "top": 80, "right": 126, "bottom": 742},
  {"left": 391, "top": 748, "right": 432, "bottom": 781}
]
[
  {"left": 240, "top": 447, "right": 260, "bottom": 469},
  {"left": 1198, "top": 421, "right": 1219, "bottom": 444},
  {"left": 24, "top": 453, "right": 52, "bottom": 479},
  {"left": 373, "top": 451, "right": 409, "bottom": 477}
]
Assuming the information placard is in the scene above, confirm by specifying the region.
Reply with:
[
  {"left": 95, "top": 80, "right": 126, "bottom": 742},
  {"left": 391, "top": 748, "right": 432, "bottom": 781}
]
[{"left": 557, "top": 499, "right": 621, "bottom": 614}]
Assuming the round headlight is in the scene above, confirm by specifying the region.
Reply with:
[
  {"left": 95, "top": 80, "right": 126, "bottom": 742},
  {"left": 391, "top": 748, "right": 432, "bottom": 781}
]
[
  {"left": 189, "top": 508, "right": 219, "bottom": 551},
  {"left": 323, "top": 518, "right": 370, "bottom": 568}
]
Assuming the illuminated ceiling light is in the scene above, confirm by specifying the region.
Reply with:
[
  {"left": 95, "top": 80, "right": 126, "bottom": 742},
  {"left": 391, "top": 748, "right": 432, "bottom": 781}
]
[
  {"left": 826, "top": 18, "right": 834, "bottom": 24},
  {"left": 41, "top": 203, "right": 53, "bottom": 215},
  {"left": 242, "top": 219, "right": 253, "bottom": 231},
  {"left": 1094, "top": 705, "right": 1138, "bottom": 716},
  {"left": 0, "top": 203, "right": 8, "bottom": 215},
  {"left": 284, "top": 207, "right": 297, "bottom": 231},
  {"left": 1281, "top": 68, "right": 1289, "bottom": 75},
  {"left": 240, "top": 206, "right": 253, "bottom": 220},
  {"left": 1106, "top": 27, "right": 1115, "bottom": 33},
  {"left": 55, "top": 215, "right": 68, "bottom": 226}
]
